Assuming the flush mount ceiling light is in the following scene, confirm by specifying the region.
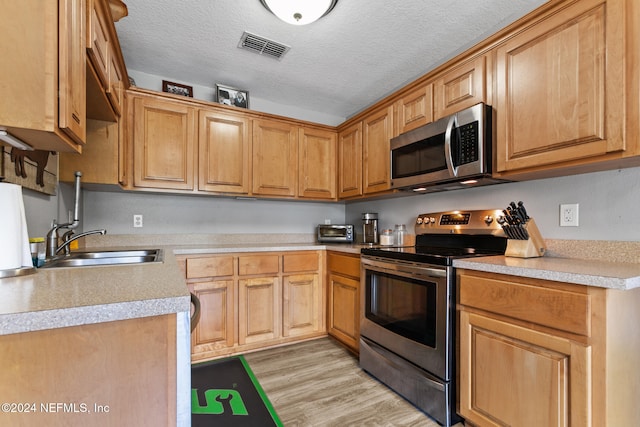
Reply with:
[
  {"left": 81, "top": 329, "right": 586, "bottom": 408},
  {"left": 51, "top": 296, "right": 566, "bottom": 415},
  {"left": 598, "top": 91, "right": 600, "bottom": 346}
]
[{"left": 260, "top": 0, "right": 338, "bottom": 25}]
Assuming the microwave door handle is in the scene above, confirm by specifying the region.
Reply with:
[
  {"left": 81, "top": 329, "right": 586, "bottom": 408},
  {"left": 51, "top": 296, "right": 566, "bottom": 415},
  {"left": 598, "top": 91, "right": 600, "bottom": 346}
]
[{"left": 444, "top": 115, "right": 458, "bottom": 177}]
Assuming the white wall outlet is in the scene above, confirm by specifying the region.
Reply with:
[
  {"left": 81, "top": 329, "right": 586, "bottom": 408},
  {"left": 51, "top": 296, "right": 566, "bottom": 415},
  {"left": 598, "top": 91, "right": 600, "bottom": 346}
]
[
  {"left": 324, "top": 219, "right": 331, "bottom": 224},
  {"left": 560, "top": 204, "right": 579, "bottom": 227},
  {"left": 133, "top": 214, "right": 143, "bottom": 228}
]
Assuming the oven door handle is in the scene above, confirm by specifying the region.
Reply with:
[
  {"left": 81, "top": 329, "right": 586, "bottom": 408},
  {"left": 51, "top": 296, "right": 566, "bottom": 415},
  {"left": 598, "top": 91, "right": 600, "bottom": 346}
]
[
  {"left": 394, "top": 266, "right": 446, "bottom": 279},
  {"left": 362, "top": 260, "right": 447, "bottom": 279}
]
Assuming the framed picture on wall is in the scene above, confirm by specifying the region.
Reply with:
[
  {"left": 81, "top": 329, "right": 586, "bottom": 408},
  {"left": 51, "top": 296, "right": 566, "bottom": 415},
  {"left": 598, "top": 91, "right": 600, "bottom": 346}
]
[
  {"left": 162, "top": 80, "right": 193, "bottom": 97},
  {"left": 216, "top": 84, "right": 249, "bottom": 109}
]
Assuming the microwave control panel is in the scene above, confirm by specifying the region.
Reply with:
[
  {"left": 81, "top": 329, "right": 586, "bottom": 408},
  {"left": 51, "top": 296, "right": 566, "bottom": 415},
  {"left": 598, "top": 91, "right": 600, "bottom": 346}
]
[{"left": 454, "top": 121, "right": 479, "bottom": 166}]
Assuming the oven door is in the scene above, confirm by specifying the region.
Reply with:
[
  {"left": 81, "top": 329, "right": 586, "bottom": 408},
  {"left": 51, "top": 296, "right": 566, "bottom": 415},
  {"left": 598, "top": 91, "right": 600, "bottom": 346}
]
[{"left": 360, "top": 255, "right": 452, "bottom": 380}]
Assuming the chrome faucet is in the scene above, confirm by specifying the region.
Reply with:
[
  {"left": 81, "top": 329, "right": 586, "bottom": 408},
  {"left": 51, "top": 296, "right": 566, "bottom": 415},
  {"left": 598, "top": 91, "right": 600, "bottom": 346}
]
[
  {"left": 53, "top": 229, "right": 107, "bottom": 256},
  {"left": 45, "top": 171, "right": 108, "bottom": 259}
]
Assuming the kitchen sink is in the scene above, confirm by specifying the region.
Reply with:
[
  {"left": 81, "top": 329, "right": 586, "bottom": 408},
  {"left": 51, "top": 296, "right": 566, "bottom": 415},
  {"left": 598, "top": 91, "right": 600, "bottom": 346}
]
[{"left": 41, "top": 249, "right": 163, "bottom": 269}]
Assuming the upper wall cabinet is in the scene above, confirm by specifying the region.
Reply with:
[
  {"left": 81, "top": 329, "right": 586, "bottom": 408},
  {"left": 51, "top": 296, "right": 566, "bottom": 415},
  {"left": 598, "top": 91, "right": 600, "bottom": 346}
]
[
  {"left": 434, "top": 55, "right": 486, "bottom": 121},
  {"left": 395, "top": 83, "right": 434, "bottom": 135},
  {"left": 337, "top": 122, "right": 363, "bottom": 198},
  {"left": 252, "top": 119, "right": 299, "bottom": 197},
  {"left": 298, "top": 127, "right": 337, "bottom": 200},
  {"left": 198, "top": 110, "right": 251, "bottom": 194},
  {"left": 131, "top": 94, "right": 197, "bottom": 191},
  {"left": 363, "top": 105, "right": 393, "bottom": 195},
  {"left": 86, "top": 0, "right": 126, "bottom": 122},
  {"left": 494, "top": 0, "right": 634, "bottom": 176},
  {"left": 0, "top": 0, "right": 86, "bottom": 152}
]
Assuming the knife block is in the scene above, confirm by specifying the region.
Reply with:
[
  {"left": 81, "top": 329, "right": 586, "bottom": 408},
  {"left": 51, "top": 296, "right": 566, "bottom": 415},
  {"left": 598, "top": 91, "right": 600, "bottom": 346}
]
[{"left": 505, "top": 218, "right": 546, "bottom": 258}]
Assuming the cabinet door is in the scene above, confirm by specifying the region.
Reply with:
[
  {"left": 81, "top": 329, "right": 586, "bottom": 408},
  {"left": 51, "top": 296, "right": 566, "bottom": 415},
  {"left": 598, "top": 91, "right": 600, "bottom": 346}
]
[
  {"left": 189, "top": 280, "right": 235, "bottom": 354},
  {"left": 328, "top": 273, "right": 359, "bottom": 351},
  {"left": 283, "top": 274, "right": 320, "bottom": 337},
  {"left": 396, "top": 83, "right": 434, "bottom": 135},
  {"left": 298, "top": 127, "right": 337, "bottom": 200},
  {"left": 238, "top": 277, "right": 280, "bottom": 345},
  {"left": 107, "top": 51, "right": 123, "bottom": 117},
  {"left": 58, "top": 0, "right": 86, "bottom": 145},
  {"left": 338, "top": 122, "right": 363, "bottom": 198},
  {"left": 252, "top": 119, "right": 298, "bottom": 197},
  {"left": 459, "top": 311, "right": 591, "bottom": 427},
  {"left": 199, "top": 110, "right": 251, "bottom": 194},
  {"left": 434, "top": 55, "right": 486, "bottom": 120},
  {"left": 495, "top": 0, "right": 624, "bottom": 173},
  {"left": 86, "top": 0, "right": 109, "bottom": 89},
  {"left": 363, "top": 105, "right": 393, "bottom": 194},
  {"left": 132, "top": 95, "right": 196, "bottom": 190}
]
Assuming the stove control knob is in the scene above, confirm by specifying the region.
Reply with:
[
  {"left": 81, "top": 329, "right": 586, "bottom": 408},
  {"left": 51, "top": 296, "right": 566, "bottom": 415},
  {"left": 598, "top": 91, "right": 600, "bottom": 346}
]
[
  {"left": 429, "top": 217, "right": 436, "bottom": 224},
  {"left": 484, "top": 215, "right": 494, "bottom": 225},
  {"left": 416, "top": 217, "right": 424, "bottom": 225}
]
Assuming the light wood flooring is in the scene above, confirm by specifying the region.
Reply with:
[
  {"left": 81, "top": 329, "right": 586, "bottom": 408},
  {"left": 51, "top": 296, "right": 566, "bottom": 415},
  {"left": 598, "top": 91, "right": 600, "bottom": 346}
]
[{"left": 244, "top": 337, "right": 465, "bottom": 427}]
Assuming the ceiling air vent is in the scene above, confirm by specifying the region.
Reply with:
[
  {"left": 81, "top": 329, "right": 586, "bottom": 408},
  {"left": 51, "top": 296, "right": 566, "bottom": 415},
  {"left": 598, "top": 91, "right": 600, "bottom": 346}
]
[{"left": 238, "top": 31, "right": 290, "bottom": 60}]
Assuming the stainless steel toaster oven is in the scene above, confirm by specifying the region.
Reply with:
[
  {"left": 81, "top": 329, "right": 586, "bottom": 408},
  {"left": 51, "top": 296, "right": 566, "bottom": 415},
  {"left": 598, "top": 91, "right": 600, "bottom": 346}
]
[{"left": 316, "top": 224, "right": 355, "bottom": 243}]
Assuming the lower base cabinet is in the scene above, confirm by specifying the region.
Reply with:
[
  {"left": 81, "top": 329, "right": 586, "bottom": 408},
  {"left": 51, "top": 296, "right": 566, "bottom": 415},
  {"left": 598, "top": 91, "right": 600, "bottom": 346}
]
[
  {"left": 181, "top": 251, "right": 325, "bottom": 361},
  {"left": 458, "top": 270, "right": 640, "bottom": 426},
  {"left": 0, "top": 315, "right": 178, "bottom": 426},
  {"left": 327, "top": 251, "right": 361, "bottom": 352}
]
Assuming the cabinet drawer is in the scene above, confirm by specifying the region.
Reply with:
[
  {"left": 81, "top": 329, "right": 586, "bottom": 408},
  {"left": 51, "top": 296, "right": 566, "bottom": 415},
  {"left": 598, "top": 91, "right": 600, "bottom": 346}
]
[
  {"left": 459, "top": 273, "right": 591, "bottom": 337},
  {"left": 238, "top": 255, "right": 279, "bottom": 276},
  {"left": 186, "top": 256, "right": 233, "bottom": 279},
  {"left": 283, "top": 252, "right": 319, "bottom": 273},
  {"left": 327, "top": 252, "right": 361, "bottom": 279}
]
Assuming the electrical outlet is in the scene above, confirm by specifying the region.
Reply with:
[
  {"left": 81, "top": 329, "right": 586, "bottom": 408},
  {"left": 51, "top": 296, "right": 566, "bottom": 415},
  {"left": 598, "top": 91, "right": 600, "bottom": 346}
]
[
  {"left": 560, "top": 204, "right": 579, "bottom": 227},
  {"left": 324, "top": 219, "right": 331, "bottom": 224},
  {"left": 133, "top": 214, "right": 143, "bottom": 228}
]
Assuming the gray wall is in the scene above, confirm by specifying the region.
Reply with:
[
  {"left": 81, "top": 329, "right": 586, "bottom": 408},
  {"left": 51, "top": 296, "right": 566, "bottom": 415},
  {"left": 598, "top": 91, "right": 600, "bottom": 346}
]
[
  {"left": 22, "top": 166, "right": 640, "bottom": 241},
  {"left": 346, "top": 167, "right": 640, "bottom": 242},
  {"left": 81, "top": 190, "right": 345, "bottom": 235}
]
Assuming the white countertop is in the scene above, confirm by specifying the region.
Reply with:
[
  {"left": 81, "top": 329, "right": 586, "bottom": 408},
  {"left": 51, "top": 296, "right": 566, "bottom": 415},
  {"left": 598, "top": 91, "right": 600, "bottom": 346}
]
[{"left": 454, "top": 255, "right": 640, "bottom": 290}]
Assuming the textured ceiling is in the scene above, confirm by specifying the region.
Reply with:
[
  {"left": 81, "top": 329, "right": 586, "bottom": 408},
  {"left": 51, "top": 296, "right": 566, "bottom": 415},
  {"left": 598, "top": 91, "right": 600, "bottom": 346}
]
[{"left": 114, "top": 0, "right": 546, "bottom": 123}]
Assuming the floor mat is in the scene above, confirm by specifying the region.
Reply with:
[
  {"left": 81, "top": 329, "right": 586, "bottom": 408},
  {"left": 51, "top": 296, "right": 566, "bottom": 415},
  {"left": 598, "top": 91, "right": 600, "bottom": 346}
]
[{"left": 191, "top": 355, "right": 282, "bottom": 427}]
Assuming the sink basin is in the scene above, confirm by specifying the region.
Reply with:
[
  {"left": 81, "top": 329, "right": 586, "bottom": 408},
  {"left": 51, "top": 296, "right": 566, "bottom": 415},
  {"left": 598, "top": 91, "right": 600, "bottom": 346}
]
[{"left": 41, "top": 249, "right": 163, "bottom": 269}]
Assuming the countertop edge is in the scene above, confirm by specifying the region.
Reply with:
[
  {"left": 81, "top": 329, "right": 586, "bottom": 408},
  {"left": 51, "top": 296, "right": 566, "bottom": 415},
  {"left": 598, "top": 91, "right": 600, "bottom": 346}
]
[
  {"left": 0, "top": 297, "right": 190, "bottom": 335},
  {"left": 454, "top": 256, "right": 640, "bottom": 290}
]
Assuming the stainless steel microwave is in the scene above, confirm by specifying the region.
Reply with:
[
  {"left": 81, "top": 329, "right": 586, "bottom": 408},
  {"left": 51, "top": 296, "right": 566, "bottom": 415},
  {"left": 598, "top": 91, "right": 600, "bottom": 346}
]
[
  {"left": 391, "top": 103, "right": 505, "bottom": 192},
  {"left": 317, "top": 224, "right": 355, "bottom": 243}
]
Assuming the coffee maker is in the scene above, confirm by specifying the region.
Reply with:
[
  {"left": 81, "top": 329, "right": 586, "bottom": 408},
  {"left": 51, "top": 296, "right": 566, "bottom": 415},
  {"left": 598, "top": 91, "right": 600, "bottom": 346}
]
[{"left": 362, "top": 213, "right": 378, "bottom": 244}]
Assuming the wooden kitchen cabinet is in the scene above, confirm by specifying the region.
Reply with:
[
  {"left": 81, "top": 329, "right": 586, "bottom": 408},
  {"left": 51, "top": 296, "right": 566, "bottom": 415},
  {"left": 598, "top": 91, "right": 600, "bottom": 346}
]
[
  {"left": 198, "top": 109, "right": 251, "bottom": 194},
  {"left": 283, "top": 252, "right": 323, "bottom": 337},
  {"left": 87, "top": 0, "right": 110, "bottom": 89},
  {"left": 0, "top": 315, "right": 178, "bottom": 426},
  {"left": 86, "top": 0, "right": 126, "bottom": 121},
  {"left": 0, "top": 0, "right": 86, "bottom": 152},
  {"left": 298, "top": 127, "right": 337, "bottom": 200},
  {"left": 186, "top": 256, "right": 236, "bottom": 358},
  {"left": 494, "top": 0, "right": 631, "bottom": 177},
  {"left": 337, "top": 122, "right": 363, "bottom": 198},
  {"left": 131, "top": 93, "right": 197, "bottom": 190},
  {"left": 238, "top": 254, "right": 281, "bottom": 345},
  {"left": 363, "top": 105, "right": 393, "bottom": 194},
  {"left": 180, "top": 251, "right": 325, "bottom": 362},
  {"left": 458, "top": 269, "right": 640, "bottom": 426},
  {"left": 252, "top": 119, "right": 298, "bottom": 197},
  {"left": 327, "top": 251, "right": 361, "bottom": 352},
  {"left": 395, "top": 83, "right": 434, "bottom": 135},
  {"left": 434, "top": 55, "right": 486, "bottom": 120}
]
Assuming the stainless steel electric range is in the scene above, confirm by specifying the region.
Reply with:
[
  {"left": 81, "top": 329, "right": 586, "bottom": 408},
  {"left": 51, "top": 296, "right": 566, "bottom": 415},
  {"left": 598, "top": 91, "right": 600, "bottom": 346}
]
[{"left": 359, "top": 209, "right": 508, "bottom": 426}]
